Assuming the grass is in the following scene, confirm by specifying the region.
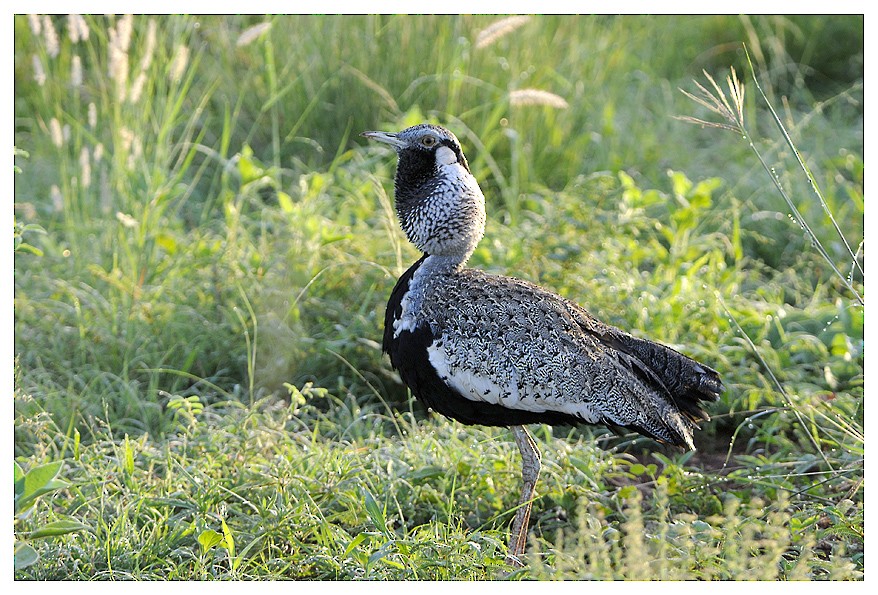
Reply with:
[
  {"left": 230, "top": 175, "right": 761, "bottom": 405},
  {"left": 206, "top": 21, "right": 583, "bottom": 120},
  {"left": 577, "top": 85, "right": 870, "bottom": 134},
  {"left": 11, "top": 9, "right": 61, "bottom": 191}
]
[{"left": 13, "top": 15, "right": 863, "bottom": 579}]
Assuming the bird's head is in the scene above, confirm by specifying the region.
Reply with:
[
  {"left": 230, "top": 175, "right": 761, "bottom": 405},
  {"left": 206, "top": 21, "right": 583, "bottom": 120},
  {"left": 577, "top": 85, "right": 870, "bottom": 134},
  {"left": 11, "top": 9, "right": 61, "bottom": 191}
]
[{"left": 362, "top": 123, "right": 486, "bottom": 262}]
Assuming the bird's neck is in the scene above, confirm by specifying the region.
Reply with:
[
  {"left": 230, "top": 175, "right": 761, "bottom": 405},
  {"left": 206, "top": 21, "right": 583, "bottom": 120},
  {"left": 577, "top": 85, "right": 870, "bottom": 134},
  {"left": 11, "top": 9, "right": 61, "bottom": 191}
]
[
  {"left": 395, "top": 165, "right": 487, "bottom": 262},
  {"left": 419, "top": 253, "right": 469, "bottom": 275}
]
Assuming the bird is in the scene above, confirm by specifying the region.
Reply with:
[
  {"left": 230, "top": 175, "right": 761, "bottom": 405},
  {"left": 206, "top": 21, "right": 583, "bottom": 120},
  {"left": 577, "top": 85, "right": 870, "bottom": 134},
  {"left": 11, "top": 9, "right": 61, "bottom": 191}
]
[{"left": 362, "top": 123, "right": 723, "bottom": 566}]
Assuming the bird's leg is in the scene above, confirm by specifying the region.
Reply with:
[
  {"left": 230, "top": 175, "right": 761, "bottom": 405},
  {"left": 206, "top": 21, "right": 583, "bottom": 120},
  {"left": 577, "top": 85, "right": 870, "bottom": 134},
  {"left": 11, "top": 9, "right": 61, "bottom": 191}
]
[{"left": 506, "top": 425, "right": 541, "bottom": 567}]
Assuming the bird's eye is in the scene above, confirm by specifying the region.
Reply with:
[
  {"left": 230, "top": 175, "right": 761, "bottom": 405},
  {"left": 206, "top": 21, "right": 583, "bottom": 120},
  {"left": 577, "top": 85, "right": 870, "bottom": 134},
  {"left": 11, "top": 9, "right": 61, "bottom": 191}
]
[{"left": 421, "top": 136, "right": 438, "bottom": 148}]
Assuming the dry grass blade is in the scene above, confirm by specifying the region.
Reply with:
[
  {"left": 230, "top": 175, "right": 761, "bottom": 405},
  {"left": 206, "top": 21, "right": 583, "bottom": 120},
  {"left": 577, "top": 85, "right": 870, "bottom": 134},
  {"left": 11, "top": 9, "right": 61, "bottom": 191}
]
[
  {"left": 342, "top": 64, "right": 400, "bottom": 113},
  {"left": 677, "top": 68, "right": 744, "bottom": 132},
  {"left": 725, "top": 67, "right": 745, "bottom": 126}
]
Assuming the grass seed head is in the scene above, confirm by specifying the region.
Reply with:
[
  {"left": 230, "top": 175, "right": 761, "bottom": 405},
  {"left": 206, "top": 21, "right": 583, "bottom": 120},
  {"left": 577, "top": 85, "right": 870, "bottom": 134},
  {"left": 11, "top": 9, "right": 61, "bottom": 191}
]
[
  {"left": 509, "top": 88, "right": 569, "bottom": 109},
  {"left": 27, "top": 14, "right": 41, "bottom": 36},
  {"left": 42, "top": 15, "right": 59, "bottom": 58},
  {"left": 169, "top": 44, "right": 190, "bottom": 83},
  {"left": 32, "top": 54, "right": 46, "bottom": 86},
  {"left": 79, "top": 147, "right": 91, "bottom": 189},
  {"left": 49, "top": 118, "right": 63, "bottom": 148},
  {"left": 237, "top": 22, "right": 272, "bottom": 47},
  {"left": 68, "top": 14, "right": 90, "bottom": 43},
  {"left": 71, "top": 55, "right": 82, "bottom": 87},
  {"left": 475, "top": 16, "right": 530, "bottom": 49}
]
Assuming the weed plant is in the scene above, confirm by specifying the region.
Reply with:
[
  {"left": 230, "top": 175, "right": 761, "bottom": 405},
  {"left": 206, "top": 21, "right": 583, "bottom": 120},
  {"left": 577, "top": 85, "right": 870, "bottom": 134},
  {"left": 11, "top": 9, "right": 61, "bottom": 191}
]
[{"left": 14, "top": 15, "right": 863, "bottom": 579}]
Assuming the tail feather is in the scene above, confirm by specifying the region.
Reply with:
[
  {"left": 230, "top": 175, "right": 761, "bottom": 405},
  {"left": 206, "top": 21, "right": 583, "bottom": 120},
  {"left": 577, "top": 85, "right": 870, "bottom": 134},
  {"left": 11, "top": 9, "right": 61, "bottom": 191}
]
[{"left": 603, "top": 329, "right": 723, "bottom": 423}]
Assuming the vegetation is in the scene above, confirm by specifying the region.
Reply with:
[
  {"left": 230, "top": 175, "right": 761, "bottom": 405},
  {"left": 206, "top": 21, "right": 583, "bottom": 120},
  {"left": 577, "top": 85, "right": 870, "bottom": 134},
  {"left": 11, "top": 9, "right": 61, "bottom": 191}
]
[{"left": 13, "top": 15, "right": 863, "bottom": 580}]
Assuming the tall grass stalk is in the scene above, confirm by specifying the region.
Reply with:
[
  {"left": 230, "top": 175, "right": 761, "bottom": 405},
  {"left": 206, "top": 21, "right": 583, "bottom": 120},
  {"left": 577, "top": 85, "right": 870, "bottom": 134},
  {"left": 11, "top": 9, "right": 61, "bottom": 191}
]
[
  {"left": 679, "top": 54, "right": 862, "bottom": 521},
  {"left": 742, "top": 51, "right": 863, "bottom": 280},
  {"left": 678, "top": 54, "right": 863, "bottom": 305}
]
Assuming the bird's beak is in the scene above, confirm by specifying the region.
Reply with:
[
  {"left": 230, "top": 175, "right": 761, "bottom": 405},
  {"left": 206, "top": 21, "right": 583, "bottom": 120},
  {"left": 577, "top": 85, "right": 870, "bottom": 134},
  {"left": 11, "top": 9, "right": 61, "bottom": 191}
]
[{"left": 361, "top": 130, "right": 408, "bottom": 149}]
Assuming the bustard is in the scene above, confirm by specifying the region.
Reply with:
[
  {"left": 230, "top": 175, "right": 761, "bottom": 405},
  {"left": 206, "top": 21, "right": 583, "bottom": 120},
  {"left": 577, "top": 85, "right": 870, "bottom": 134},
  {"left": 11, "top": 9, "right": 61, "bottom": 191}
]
[{"left": 363, "top": 123, "right": 722, "bottom": 566}]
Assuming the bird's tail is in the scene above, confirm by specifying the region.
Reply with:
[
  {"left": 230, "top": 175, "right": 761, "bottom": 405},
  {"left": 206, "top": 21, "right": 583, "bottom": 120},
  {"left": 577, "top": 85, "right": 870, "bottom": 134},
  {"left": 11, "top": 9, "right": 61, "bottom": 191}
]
[{"left": 610, "top": 331, "right": 724, "bottom": 423}]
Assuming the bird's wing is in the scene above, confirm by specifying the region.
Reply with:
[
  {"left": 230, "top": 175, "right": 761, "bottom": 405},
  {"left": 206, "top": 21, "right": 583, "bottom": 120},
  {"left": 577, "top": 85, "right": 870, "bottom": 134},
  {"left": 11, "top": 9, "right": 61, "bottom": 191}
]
[{"left": 422, "top": 270, "right": 705, "bottom": 447}]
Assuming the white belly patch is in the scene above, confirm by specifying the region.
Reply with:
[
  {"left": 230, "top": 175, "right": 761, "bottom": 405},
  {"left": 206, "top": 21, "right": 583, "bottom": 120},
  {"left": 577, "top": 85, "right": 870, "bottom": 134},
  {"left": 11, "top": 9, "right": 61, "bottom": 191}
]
[{"left": 425, "top": 341, "right": 602, "bottom": 423}]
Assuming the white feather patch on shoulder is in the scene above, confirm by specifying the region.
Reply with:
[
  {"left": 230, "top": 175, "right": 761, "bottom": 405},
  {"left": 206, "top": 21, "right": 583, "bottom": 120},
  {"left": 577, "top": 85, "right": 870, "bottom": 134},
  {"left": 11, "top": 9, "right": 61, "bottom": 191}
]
[{"left": 435, "top": 145, "right": 457, "bottom": 165}]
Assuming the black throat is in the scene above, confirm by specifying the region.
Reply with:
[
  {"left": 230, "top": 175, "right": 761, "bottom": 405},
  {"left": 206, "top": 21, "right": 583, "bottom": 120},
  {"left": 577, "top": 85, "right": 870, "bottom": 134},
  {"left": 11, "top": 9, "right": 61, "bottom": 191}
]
[{"left": 394, "top": 148, "right": 438, "bottom": 209}]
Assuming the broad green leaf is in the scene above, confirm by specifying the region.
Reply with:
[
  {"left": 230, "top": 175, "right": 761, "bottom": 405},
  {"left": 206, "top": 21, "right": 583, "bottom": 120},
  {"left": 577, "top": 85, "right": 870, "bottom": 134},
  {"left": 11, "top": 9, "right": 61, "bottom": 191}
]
[
  {"left": 20, "top": 461, "right": 63, "bottom": 498},
  {"left": 362, "top": 488, "right": 386, "bottom": 534},
  {"left": 367, "top": 541, "right": 404, "bottom": 569},
  {"left": 198, "top": 529, "right": 224, "bottom": 553},
  {"left": 629, "top": 463, "right": 647, "bottom": 476},
  {"left": 15, "top": 461, "right": 70, "bottom": 514},
  {"left": 344, "top": 532, "right": 368, "bottom": 558},
  {"left": 618, "top": 485, "right": 638, "bottom": 499},
  {"left": 27, "top": 520, "right": 91, "bottom": 539},
  {"left": 14, "top": 242, "right": 43, "bottom": 256},
  {"left": 669, "top": 169, "right": 693, "bottom": 203},
  {"left": 403, "top": 465, "right": 444, "bottom": 484},
  {"left": 14, "top": 543, "right": 39, "bottom": 570}
]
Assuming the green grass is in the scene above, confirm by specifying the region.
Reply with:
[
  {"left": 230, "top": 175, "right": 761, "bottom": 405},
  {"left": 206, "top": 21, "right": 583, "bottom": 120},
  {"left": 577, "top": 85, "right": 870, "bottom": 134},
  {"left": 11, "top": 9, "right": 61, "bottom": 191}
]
[{"left": 14, "top": 15, "right": 863, "bottom": 579}]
